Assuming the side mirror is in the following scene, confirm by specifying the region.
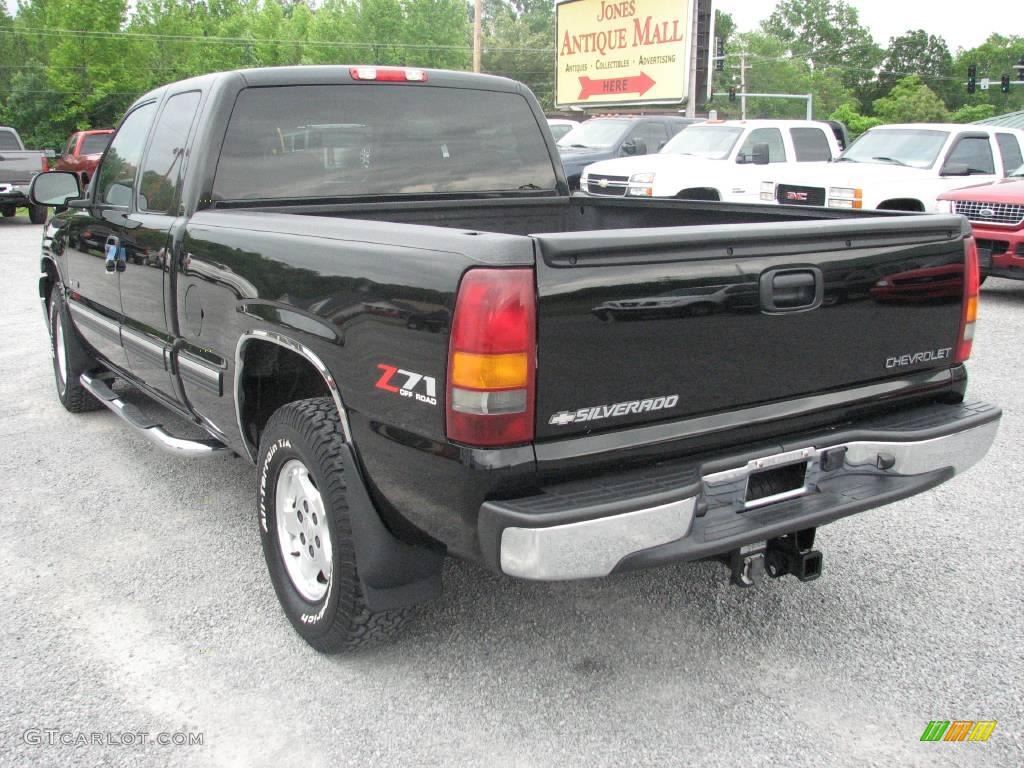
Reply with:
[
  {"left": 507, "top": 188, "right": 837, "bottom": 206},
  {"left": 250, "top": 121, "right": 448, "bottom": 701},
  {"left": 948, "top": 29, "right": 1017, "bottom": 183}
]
[
  {"left": 940, "top": 163, "right": 970, "bottom": 177},
  {"left": 29, "top": 171, "right": 81, "bottom": 208},
  {"left": 622, "top": 138, "right": 648, "bottom": 156},
  {"left": 752, "top": 143, "right": 770, "bottom": 165}
]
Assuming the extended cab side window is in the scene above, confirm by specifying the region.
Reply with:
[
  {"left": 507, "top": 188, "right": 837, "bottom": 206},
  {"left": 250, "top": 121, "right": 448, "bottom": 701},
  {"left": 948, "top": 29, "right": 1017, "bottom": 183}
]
[
  {"left": 94, "top": 102, "right": 157, "bottom": 208},
  {"left": 945, "top": 136, "right": 995, "bottom": 175},
  {"left": 64, "top": 135, "right": 78, "bottom": 156},
  {"left": 138, "top": 91, "right": 202, "bottom": 214},
  {"left": 738, "top": 128, "right": 786, "bottom": 162},
  {"left": 790, "top": 127, "right": 832, "bottom": 161},
  {"left": 995, "top": 133, "right": 1023, "bottom": 174}
]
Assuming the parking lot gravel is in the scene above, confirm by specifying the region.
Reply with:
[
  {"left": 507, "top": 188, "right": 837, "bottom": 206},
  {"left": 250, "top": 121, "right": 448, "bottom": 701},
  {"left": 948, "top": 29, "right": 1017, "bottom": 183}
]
[{"left": 0, "top": 216, "right": 1021, "bottom": 767}]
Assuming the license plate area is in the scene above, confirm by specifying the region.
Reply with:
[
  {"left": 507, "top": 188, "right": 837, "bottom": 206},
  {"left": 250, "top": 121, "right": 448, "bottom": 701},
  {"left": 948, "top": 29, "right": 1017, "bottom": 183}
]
[{"left": 745, "top": 461, "right": 809, "bottom": 508}]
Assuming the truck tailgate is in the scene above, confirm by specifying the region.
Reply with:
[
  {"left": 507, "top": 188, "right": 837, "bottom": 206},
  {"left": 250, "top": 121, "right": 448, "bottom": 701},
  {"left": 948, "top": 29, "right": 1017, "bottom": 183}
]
[
  {"left": 532, "top": 216, "right": 970, "bottom": 440},
  {"left": 0, "top": 151, "right": 43, "bottom": 184}
]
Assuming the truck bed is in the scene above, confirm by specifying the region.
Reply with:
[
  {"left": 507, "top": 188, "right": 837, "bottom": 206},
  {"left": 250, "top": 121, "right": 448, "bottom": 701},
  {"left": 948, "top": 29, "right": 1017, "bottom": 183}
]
[{"left": 197, "top": 196, "right": 971, "bottom": 442}]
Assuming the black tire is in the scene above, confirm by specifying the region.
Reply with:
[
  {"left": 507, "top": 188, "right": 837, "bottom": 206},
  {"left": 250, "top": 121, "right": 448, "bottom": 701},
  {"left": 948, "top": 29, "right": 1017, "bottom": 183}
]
[
  {"left": 979, "top": 275, "right": 988, "bottom": 286},
  {"left": 49, "top": 283, "right": 102, "bottom": 412},
  {"left": 257, "top": 397, "right": 413, "bottom": 653},
  {"left": 1, "top": 205, "right": 15, "bottom": 218},
  {"left": 29, "top": 203, "right": 47, "bottom": 225}
]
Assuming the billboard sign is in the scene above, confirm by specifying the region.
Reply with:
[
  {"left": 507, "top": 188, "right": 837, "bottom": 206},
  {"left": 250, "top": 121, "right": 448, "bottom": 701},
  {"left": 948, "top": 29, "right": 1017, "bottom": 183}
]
[{"left": 555, "top": 0, "right": 694, "bottom": 109}]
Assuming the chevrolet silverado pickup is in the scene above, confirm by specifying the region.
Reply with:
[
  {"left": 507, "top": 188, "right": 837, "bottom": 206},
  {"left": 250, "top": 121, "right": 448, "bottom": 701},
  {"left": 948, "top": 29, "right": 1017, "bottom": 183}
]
[
  {"left": 0, "top": 126, "right": 48, "bottom": 223},
  {"left": 30, "top": 66, "right": 1000, "bottom": 653}
]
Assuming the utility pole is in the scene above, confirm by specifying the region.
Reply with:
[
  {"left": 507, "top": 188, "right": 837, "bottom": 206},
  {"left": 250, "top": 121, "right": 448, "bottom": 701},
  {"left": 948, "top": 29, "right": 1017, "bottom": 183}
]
[
  {"left": 738, "top": 49, "right": 751, "bottom": 119},
  {"left": 473, "top": 0, "right": 482, "bottom": 73},
  {"left": 685, "top": 0, "right": 699, "bottom": 117}
]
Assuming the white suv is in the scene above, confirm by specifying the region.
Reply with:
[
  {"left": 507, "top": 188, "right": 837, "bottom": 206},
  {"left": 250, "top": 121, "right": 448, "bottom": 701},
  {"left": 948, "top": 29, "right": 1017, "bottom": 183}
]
[
  {"left": 761, "top": 123, "right": 1024, "bottom": 212},
  {"left": 579, "top": 119, "right": 843, "bottom": 203}
]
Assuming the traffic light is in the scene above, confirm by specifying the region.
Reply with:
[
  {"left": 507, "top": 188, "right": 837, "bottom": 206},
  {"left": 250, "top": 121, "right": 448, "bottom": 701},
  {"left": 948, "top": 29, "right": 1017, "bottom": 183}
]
[
  {"left": 1001, "top": 74, "right": 1011, "bottom": 93},
  {"left": 715, "top": 37, "right": 724, "bottom": 71},
  {"left": 967, "top": 64, "right": 977, "bottom": 94},
  {"left": 728, "top": 86, "right": 736, "bottom": 102}
]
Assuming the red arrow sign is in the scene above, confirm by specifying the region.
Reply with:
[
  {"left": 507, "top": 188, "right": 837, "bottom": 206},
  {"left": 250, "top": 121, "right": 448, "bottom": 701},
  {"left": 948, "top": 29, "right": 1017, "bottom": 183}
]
[{"left": 577, "top": 72, "right": 656, "bottom": 100}]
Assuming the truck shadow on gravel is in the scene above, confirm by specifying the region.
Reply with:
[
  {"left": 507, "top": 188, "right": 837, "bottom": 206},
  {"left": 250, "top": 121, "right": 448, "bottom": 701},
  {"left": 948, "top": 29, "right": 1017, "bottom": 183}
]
[
  {"left": 980, "top": 280, "right": 1024, "bottom": 303},
  {"left": 361, "top": 547, "right": 894, "bottom": 675}
]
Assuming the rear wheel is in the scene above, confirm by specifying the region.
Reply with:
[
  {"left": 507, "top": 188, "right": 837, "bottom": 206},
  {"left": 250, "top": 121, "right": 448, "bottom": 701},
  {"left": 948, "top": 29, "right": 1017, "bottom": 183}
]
[
  {"left": 29, "top": 203, "right": 47, "bottom": 224},
  {"left": 1, "top": 205, "right": 15, "bottom": 218},
  {"left": 258, "top": 397, "right": 413, "bottom": 653},
  {"left": 49, "top": 283, "right": 101, "bottom": 412}
]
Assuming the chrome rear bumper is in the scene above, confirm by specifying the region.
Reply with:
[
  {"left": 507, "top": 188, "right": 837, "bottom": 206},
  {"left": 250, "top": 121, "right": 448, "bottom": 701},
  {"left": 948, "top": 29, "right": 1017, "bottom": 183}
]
[{"left": 489, "top": 404, "right": 1000, "bottom": 581}]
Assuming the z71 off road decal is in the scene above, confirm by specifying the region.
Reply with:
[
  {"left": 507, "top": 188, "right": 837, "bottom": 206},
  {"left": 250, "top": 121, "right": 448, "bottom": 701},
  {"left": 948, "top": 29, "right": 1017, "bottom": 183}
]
[
  {"left": 375, "top": 364, "right": 438, "bottom": 406},
  {"left": 549, "top": 394, "right": 679, "bottom": 426}
]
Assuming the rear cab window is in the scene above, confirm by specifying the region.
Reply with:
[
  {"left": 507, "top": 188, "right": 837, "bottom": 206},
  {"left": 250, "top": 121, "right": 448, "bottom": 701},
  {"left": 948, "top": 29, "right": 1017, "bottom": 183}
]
[
  {"left": 212, "top": 84, "right": 558, "bottom": 203},
  {"left": 81, "top": 133, "right": 112, "bottom": 156},
  {"left": 138, "top": 92, "right": 202, "bottom": 213},
  {"left": 790, "top": 127, "right": 832, "bottom": 161},
  {"left": 0, "top": 129, "right": 21, "bottom": 151},
  {"left": 995, "top": 133, "right": 1023, "bottom": 175}
]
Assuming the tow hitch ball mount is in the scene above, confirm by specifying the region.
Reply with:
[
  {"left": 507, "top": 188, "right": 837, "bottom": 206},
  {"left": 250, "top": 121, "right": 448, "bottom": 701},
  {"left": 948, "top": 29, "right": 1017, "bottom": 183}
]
[{"left": 727, "top": 529, "right": 822, "bottom": 587}]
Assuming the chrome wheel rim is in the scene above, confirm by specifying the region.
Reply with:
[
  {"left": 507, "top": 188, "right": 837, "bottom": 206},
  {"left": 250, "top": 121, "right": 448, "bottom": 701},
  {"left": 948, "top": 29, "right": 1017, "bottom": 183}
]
[
  {"left": 275, "top": 458, "right": 333, "bottom": 602},
  {"left": 54, "top": 309, "right": 68, "bottom": 393}
]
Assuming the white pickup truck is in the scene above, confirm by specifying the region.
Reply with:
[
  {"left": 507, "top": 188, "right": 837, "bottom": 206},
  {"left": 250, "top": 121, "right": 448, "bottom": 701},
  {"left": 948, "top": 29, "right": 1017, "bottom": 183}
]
[
  {"left": 579, "top": 119, "right": 843, "bottom": 203},
  {"left": 760, "top": 123, "right": 1024, "bottom": 212}
]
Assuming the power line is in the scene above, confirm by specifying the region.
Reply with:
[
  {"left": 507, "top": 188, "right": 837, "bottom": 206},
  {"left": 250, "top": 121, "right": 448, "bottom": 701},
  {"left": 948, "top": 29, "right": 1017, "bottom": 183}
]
[{"left": 0, "top": 25, "right": 555, "bottom": 53}]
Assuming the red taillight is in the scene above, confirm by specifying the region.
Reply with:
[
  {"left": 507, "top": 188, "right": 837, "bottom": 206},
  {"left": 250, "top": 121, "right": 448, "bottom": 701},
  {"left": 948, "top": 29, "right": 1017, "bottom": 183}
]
[
  {"left": 955, "top": 237, "right": 980, "bottom": 364},
  {"left": 349, "top": 67, "right": 427, "bottom": 82},
  {"left": 446, "top": 268, "right": 536, "bottom": 447},
  {"left": 40, "top": 155, "right": 48, "bottom": 173}
]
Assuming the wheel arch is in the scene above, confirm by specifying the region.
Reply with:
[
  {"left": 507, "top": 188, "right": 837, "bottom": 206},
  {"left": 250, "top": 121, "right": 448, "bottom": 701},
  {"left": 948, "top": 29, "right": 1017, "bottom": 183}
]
[
  {"left": 234, "top": 330, "right": 353, "bottom": 463},
  {"left": 675, "top": 187, "right": 721, "bottom": 201},
  {"left": 877, "top": 198, "right": 925, "bottom": 212}
]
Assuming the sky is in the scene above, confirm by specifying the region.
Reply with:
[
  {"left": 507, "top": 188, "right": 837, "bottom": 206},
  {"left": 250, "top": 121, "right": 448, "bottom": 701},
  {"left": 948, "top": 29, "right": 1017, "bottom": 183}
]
[{"left": 724, "top": 0, "right": 1016, "bottom": 53}]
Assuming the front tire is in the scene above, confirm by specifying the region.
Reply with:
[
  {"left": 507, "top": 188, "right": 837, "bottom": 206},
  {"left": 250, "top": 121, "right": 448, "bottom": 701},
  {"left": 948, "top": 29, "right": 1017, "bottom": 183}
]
[
  {"left": 257, "top": 397, "right": 413, "bottom": 653},
  {"left": 49, "top": 283, "right": 101, "bottom": 412},
  {"left": 29, "top": 203, "right": 47, "bottom": 224}
]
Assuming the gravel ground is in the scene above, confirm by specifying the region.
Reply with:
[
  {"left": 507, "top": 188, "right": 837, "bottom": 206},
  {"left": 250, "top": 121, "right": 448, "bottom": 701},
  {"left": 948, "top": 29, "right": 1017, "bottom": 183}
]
[{"left": 0, "top": 217, "right": 1021, "bottom": 768}]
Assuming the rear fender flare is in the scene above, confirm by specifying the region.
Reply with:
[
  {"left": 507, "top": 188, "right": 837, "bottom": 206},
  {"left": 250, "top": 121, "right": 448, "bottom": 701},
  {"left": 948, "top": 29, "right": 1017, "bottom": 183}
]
[{"left": 234, "top": 329, "right": 353, "bottom": 463}]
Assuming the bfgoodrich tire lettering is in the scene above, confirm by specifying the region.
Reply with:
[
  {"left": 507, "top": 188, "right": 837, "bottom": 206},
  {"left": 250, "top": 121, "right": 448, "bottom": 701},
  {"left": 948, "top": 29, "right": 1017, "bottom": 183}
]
[
  {"left": 49, "top": 282, "right": 101, "bottom": 413},
  {"left": 257, "top": 397, "right": 413, "bottom": 652}
]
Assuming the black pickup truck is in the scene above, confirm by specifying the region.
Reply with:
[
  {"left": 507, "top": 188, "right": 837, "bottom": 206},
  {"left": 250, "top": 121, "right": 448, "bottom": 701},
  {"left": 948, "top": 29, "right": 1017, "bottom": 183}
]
[{"left": 30, "top": 66, "right": 1000, "bottom": 653}]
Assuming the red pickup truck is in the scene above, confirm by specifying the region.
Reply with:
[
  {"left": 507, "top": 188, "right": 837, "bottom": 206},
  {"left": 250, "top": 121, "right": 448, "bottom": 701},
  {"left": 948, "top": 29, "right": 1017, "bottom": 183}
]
[
  {"left": 938, "top": 165, "right": 1024, "bottom": 281},
  {"left": 54, "top": 129, "right": 113, "bottom": 188}
]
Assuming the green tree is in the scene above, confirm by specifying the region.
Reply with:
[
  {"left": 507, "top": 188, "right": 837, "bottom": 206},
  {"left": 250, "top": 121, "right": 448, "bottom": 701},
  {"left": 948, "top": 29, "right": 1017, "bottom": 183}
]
[
  {"left": 949, "top": 103, "right": 997, "bottom": 123},
  {"left": 481, "top": 0, "right": 554, "bottom": 109},
  {"left": 828, "top": 102, "right": 881, "bottom": 139},
  {"left": 872, "top": 74, "right": 949, "bottom": 123},
  {"left": 877, "top": 30, "right": 954, "bottom": 106},
  {"left": 950, "top": 34, "right": 1024, "bottom": 114},
  {"left": 761, "top": 0, "right": 881, "bottom": 95},
  {"left": 711, "top": 31, "right": 853, "bottom": 119}
]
